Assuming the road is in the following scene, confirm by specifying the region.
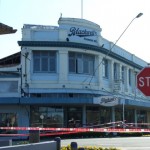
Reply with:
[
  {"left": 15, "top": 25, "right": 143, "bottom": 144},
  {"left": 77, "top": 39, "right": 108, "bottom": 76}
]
[{"left": 61, "top": 137, "right": 150, "bottom": 150}]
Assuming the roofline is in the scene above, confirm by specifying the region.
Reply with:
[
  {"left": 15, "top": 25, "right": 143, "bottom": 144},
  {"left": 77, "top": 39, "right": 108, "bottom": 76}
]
[{"left": 0, "top": 23, "right": 17, "bottom": 35}]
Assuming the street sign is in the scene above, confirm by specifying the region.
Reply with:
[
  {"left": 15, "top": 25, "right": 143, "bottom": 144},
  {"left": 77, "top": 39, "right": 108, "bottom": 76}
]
[{"left": 137, "top": 67, "right": 150, "bottom": 96}]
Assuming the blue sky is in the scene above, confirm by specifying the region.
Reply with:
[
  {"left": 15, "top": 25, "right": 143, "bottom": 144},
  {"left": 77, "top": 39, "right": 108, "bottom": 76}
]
[{"left": 0, "top": 0, "right": 149, "bottom": 62}]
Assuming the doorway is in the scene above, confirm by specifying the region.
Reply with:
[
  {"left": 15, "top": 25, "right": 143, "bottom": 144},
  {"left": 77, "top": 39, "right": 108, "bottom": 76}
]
[{"left": 67, "top": 107, "right": 82, "bottom": 127}]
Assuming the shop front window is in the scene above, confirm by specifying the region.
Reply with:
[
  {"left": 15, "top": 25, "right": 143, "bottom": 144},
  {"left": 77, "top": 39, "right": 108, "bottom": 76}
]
[
  {"left": 0, "top": 113, "right": 17, "bottom": 134},
  {"left": 30, "top": 106, "right": 63, "bottom": 127},
  {"left": 100, "top": 107, "right": 111, "bottom": 124},
  {"left": 115, "top": 108, "right": 135, "bottom": 124},
  {"left": 86, "top": 107, "right": 111, "bottom": 127},
  {"left": 137, "top": 110, "right": 147, "bottom": 124},
  {"left": 67, "top": 107, "right": 82, "bottom": 127},
  {"left": 115, "top": 108, "right": 122, "bottom": 122},
  {"left": 86, "top": 107, "right": 100, "bottom": 127},
  {"left": 124, "top": 109, "right": 134, "bottom": 123}
]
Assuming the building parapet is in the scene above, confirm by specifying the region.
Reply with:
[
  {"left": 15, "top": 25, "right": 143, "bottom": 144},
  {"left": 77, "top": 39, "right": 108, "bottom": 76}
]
[
  {"left": 23, "top": 24, "right": 58, "bottom": 30},
  {"left": 102, "top": 38, "right": 147, "bottom": 67}
]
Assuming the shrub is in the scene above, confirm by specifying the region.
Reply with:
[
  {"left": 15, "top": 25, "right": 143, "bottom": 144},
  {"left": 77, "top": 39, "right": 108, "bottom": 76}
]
[{"left": 61, "top": 145, "right": 120, "bottom": 150}]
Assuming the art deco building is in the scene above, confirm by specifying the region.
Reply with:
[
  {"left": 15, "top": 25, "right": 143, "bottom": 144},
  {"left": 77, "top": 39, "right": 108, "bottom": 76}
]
[{"left": 0, "top": 18, "right": 149, "bottom": 135}]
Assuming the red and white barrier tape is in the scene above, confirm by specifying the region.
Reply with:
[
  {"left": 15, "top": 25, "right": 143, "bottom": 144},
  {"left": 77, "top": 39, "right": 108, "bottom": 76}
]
[{"left": 0, "top": 127, "right": 150, "bottom": 132}]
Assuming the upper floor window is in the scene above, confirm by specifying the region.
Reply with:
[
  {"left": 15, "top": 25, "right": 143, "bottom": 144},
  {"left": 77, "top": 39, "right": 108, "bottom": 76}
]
[
  {"left": 102, "top": 58, "right": 109, "bottom": 78},
  {"left": 69, "top": 52, "right": 94, "bottom": 75},
  {"left": 0, "top": 81, "right": 18, "bottom": 93},
  {"left": 33, "top": 51, "right": 57, "bottom": 73},
  {"left": 114, "top": 63, "right": 119, "bottom": 80},
  {"left": 128, "top": 69, "right": 132, "bottom": 86}
]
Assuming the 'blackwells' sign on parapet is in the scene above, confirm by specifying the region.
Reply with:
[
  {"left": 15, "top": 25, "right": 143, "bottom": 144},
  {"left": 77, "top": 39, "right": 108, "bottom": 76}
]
[{"left": 68, "top": 27, "right": 97, "bottom": 37}]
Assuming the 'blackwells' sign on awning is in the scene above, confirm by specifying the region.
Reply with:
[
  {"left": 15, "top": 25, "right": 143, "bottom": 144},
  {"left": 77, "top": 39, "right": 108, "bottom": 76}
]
[{"left": 93, "top": 96, "right": 120, "bottom": 106}]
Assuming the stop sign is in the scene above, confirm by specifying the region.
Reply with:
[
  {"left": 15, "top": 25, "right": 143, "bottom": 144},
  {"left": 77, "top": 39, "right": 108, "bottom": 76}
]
[{"left": 137, "top": 67, "right": 150, "bottom": 96}]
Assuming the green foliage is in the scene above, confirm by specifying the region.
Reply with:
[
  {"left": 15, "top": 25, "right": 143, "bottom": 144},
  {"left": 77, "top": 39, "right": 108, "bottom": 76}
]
[
  {"left": 61, "top": 145, "right": 120, "bottom": 150},
  {"left": 15, "top": 141, "right": 29, "bottom": 145},
  {"left": 48, "top": 131, "right": 143, "bottom": 139}
]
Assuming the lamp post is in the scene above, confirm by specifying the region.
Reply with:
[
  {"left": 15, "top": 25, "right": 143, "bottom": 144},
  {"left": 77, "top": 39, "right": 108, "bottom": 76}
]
[
  {"left": 88, "top": 13, "right": 143, "bottom": 85},
  {"left": 121, "top": 13, "right": 143, "bottom": 124},
  {"left": 40, "top": 114, "right": 44, "bottom": 127},
  {"left": 111, "top": 13, "right": 143, "bottom": 51}
]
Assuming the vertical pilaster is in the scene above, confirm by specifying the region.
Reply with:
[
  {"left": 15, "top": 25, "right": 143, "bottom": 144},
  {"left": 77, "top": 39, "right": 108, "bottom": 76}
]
[
  {"left": 110, "top": 60, "right": 114, "bottom": 90},
  {"left": 118, "top": 64, "right": 122, "bottom": 92},
  {"left": 98, "top": 55, "right": 103, "bottom": 89},
  {"left": 59, "top": 51, "right": 68, "bottom": 83},
  {"left": 125, "top": 67, "right": 129, "bottom": 92}
]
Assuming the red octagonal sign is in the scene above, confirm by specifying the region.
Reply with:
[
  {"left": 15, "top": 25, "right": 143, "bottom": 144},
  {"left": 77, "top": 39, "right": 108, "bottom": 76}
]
[{"left": 137, "top": 67, "right": 150, "bottom": 96}]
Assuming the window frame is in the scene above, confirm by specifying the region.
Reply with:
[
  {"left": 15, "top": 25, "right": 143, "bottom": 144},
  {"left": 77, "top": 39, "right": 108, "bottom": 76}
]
[
  {"left": 114, "top": 62, "right": 119, "bottom": 81},
  {"left": 128, "top": 69, "right": 132, "bottom": 86},
  {"left": 68, "top": 52, "right": 95, "bottom": 75},
  {"left": 102, "top": 58, "right": 109, "bottom": 79},
  {"left": 33, "top": 51, "right": 57, "bottom": 73}
]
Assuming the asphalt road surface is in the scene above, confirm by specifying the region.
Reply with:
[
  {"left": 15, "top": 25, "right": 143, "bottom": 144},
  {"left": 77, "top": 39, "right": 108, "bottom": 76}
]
[{"left": 61, "top": 137, "right": 150, "bottom": 150}]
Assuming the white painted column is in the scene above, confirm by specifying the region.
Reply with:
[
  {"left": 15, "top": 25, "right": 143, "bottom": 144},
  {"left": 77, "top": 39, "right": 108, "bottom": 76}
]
[
  {"left": 131, "top": 69, "right": 134, "bottom": 94},
  {"left": 119, "top": 64, "right": 122, "bottom": 80},
  {"left": 110, "top": 60, "right": 114, "bottom": 90},
  {"left": 125, "top": 67, "right": 129, "bottom": 93},
  {"left": 58, "top": 50, "right": 68, "bottom": 83},
  {"left": 118, "top": 64, "right": 122, "bottom": 92},
  {"left": 98, "top": 55, "right": 103, "bottom": 89}
]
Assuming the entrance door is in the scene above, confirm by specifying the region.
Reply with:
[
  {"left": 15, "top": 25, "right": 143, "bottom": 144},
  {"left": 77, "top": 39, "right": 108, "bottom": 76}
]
[{"left": 67, "top": 107, "right": 82, "bottom": 127}]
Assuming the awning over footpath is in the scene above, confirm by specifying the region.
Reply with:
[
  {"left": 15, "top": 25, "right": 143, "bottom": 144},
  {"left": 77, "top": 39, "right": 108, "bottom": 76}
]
[{"left": 0, "top": 23, "right": 17, "bottom": 35}]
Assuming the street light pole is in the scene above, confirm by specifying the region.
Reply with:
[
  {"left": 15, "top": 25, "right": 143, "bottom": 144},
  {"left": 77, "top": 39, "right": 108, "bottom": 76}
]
[
  {"left": 88, "top": 13, "right": 143, "bottom": 85},
  {"left": 110, "top": 13, "right": 143, "bottom": 51},
  {"left": 121, "top": 13, "right": 143, "bottom": 124}
]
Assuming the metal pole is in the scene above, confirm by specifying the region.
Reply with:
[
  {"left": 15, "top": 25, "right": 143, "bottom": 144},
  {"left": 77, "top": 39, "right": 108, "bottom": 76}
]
[
  {"left": 81, "top": 0, "right": 83, "bottom": 18},
  {"left": 88, "top": 13, "right": 143, "bottom": 85},
  {"left": 110, "top": 13, "right": 143, "bottom": 52}
]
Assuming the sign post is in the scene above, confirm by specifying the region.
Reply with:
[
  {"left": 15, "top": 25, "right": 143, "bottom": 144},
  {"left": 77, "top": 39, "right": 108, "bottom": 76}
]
[{"left": 137, "top": 67, "right": 150, "bottom": 96}]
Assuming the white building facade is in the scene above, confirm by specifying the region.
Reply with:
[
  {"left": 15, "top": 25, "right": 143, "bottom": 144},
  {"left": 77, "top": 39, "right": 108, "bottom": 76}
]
[{"left": 0, "top": 17, "right": 150, "bottom": 134}]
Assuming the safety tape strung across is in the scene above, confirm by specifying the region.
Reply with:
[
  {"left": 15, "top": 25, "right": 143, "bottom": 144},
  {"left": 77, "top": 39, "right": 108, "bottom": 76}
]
[
  {"left": 0, "top": 127, "right": 150, "bottom": 133},
  {"left": 0, "top": 131, "right": 81, "bottom": 137}
]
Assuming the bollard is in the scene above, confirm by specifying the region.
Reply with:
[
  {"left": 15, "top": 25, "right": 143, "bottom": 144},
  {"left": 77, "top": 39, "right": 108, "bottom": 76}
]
[
  {"left": 71, "top": 142, "right": 78, "bottom": 150},
  {"left": 29, "top": 130, "right": 40, "bottom": 143},
  {"left": 54, "top": 137, "right": 61, "bottom": 150}
]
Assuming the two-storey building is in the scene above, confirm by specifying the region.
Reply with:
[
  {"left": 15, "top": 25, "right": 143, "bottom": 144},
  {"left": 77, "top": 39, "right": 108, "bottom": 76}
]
[{"left": 0, "top": 17, "right": 150, "bottom": 135}]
